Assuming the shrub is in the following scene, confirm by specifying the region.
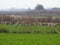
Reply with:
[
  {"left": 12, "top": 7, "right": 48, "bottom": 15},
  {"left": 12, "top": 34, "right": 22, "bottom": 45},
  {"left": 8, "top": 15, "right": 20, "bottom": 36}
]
[{"left": 0, "top": 29, "right": 9, "bottom": 33}]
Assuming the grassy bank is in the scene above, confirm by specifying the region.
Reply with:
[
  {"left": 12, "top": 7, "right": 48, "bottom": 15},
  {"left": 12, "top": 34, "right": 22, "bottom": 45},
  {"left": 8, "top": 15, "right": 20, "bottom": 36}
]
[{"left": 0, "top": 24, "right": 60, "bottom": 33}]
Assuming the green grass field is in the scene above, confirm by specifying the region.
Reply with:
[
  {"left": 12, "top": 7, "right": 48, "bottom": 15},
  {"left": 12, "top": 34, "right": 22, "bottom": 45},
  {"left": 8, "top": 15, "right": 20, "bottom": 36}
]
[
  {"left": 0, "top": 24, "right": 60, "bottom": 45},
  {"left": 0, "top": 33, "right": 60, "bottom": 45}
]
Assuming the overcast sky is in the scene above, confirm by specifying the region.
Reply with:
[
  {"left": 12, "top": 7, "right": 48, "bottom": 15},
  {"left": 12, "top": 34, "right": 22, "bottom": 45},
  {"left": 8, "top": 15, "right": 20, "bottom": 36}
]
[{"left": 0, "top": 0, "right": 60, "bottom": 9}]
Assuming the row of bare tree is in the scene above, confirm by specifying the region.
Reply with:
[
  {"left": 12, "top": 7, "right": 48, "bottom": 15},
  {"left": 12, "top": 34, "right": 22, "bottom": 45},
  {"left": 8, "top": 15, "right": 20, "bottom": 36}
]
[{"left": 0, "top": 15, "right": 60, "bottom": 25}]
